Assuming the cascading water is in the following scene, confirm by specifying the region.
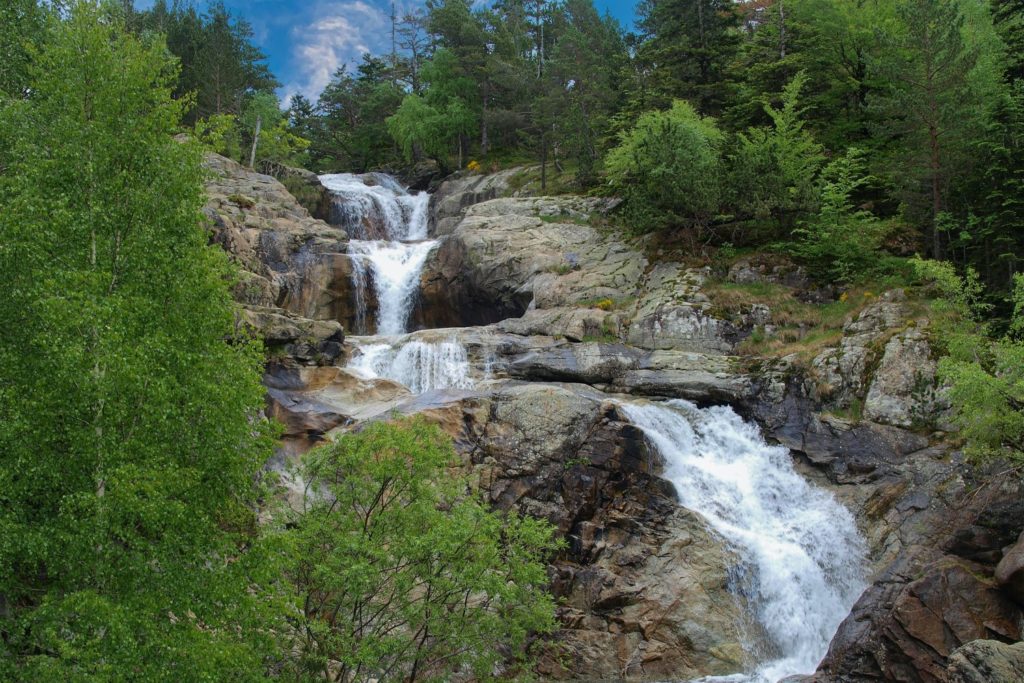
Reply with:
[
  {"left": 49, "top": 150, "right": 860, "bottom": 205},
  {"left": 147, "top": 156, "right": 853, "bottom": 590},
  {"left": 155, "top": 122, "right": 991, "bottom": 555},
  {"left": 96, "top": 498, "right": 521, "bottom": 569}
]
[
  {"left": 347, "top": 240, "right": 437, "bottom": 336},
  {"left": 620, "top": 400, "right": 867, "bottom": 683},
  {"left": 319, "top": 173, "right": 436, "bottom": 335},
  {"left": 349, "top": 338, "right": 475, "bottom": 394}
]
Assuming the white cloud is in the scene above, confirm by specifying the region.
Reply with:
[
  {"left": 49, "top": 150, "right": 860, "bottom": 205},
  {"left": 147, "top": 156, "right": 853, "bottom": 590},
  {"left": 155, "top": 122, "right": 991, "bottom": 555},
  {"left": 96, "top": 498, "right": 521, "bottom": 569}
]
[{"left": 288, "top": 1, "right": 390, "bottom": 101}]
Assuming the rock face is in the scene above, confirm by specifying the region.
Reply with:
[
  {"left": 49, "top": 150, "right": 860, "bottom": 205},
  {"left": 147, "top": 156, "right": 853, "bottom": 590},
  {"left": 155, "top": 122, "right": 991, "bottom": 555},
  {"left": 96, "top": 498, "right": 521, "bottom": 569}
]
[
  {"left": 424, "top": 194, "right": 746, "bottom": 354},
  {"left": 416, "top": 383, "right": 753, "bottom": 681},
  {"left": 431, "top": 167, "right": 533, "bottom": 235},
  {"left": 995, "top": 531, "right": 1024, "bottom": 604},
  {"left": 948, "top": 640, "right": 1024, "bottom": 683},
  {"left": 201, "top": 162, "right": 1024, "bottom": 683},
  {"left": 204, "top": 153, "right": 364, "bottom": 335}
]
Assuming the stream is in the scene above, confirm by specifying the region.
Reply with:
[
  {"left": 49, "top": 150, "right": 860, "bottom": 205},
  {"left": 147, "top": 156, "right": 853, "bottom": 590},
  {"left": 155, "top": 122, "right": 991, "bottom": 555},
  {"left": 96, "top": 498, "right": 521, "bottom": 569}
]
[{"left": 318, "top": 172, "right": 868, "bottom": 682}]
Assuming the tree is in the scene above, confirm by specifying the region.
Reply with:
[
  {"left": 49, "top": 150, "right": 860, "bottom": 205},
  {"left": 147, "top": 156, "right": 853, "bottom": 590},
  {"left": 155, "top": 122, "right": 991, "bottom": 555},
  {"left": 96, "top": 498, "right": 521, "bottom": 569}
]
[
  {"left": 138, "top": 0, "right": 278, "bottom": 123},
  {"left": 278, "top": 418, "right": 560, "bottom": 682},
  {"left": 313, "top": 57, "right": 405, "bottom": 172},
  {"left": 729, "top": 71, "right": 825, "bottom": 228},
  {"left": 542, "top": 0, "right": 627, "bottom": 185},
  {"left": 791, "top": 148, "right": 886, "bottom": 282},
  {"left": 605, "top": 100, "right": 724, "bottom": 233},
  {"left": 0, "top": 0, "right": 48, "bottom": 98},
  {"left": 397, "top": 9, "right": 432, "bottom": 93},
  {"left": 635, "top": 0, "right": 741, "bottom": 114},
  {"left": 875, "top": 0, "right": 981, "bottom": 259},
  {"left": 0, "top": 5, "right": 278, "bottom": 678},
  {"left": 388, "top": 49, "right": 479, "bottom": 169},
  {"left": 426, "top": 0, "right": 490, "bottom": 153}
]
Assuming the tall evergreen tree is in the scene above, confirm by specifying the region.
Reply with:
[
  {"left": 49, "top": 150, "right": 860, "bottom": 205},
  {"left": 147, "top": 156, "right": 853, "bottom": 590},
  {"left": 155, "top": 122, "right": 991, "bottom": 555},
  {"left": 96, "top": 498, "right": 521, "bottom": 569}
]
[
  {"left": 636, "top": 0, "right": 741, "bottom": 114},
  {"left": 875, "top": 0, "right": 980, "bottom": 259}
]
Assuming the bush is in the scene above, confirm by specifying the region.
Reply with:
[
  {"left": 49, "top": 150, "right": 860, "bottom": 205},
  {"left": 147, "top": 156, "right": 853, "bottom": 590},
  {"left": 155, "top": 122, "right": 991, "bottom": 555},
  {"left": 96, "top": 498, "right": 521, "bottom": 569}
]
[
  {"left": 605, "top": 100, "right": 724, "bottom": 233},
  {"left": 912, "top": 260, "right": 1024, "bottom": 460},
  {"left": 728, "top": 72, "right": 825, "bottom": 227},
  {"left": 279, "top": 417, "right": 561, "bottom": 682},
  {"left": 790, "top": 149, "right": 886, "bottom": 283}
]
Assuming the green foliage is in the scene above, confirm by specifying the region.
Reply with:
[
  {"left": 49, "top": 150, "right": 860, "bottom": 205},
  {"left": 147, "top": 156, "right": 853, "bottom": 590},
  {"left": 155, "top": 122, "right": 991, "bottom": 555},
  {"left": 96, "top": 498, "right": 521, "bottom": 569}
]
[
  {"left": 0, "top": 5, "right": 277, "bottom": 677},
  {"left": 240, "top": 91, "right": 310, "bottom": 167},
  {"left": 312, "top": 56, "right": 405, "bottom": 172},
  {"left": 730, "top": 72, "right": 825, "bottom": 225},
  {"left": 873, "top": 0, "right": 983, "bottom": 258},
  {"left": 635, "top": 0, "right": 741, "bottom": 114},
  {"left": 606, "top": 100, "right": 724, "bottom": 232},
  {"left": 137, "top": 0, "right": 278, "bottom": 122},
  {"left": 912, "top": 260, "right": 1024, "bottom": 460},
  {"left": 388, "top": 48, "right": 479, "bottom": 168},
  {"left": 193, "top": 112, "right": 241, "bottom": 158},
  {"left": 539, "top": 0, "right": 627, "bottom": 185},
  {"left": 0, "top": 0, "right": 48, "bottom": 98},
  {"left": 277, "top": 417, "right": 560, "bottom": 682},
  {"left": 791, "top": 148, "right": 886, "bottom": 282}
]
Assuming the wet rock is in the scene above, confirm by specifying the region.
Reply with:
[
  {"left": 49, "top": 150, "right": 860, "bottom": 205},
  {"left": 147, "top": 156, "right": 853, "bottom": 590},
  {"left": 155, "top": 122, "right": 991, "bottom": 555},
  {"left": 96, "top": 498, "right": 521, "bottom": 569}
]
[
  {"left": 818, "top": 552, "right": 1023, "bottom": 682},
  {"left": 263, "top": 361, "right": 411, "bottom": 459},
  {"left": 995, "top": 531, "right": 1024, "bottom": 605},
  {"left": 613, "top": 350, "right": 753, "bottom": 403},
  {"left": 504, "top": 341, "right": 643, "bottom": 384},
  {"left": 397, "top": 159, "right": 442, "bottom": 192},
  {"left": 385, "top": 381, "right": 755, "bottom": 680},
  {"left": 808, "top": 454, "right": 1024, "bottom": 683},
  {"left": 948, "top": 639, "right": 1024, "bottom": 683}
]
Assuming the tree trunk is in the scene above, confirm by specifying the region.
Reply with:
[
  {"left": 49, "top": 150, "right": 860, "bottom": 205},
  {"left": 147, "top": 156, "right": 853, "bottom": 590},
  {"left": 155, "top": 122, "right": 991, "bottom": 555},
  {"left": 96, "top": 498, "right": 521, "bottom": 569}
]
[
  {"left": 541, "top": 129, "right": 547, "bottom": 192},
  {"left": 929, "top": 122, "right": 942, "bottom": 260},
  {"left": 779, "top": 0, "right": 787, "bottom": 59},
  {"left": 481, "top": 82, "right": 490, "bottom": 156},
  {"left": 248, "top": 114, "right": 262, "bottom": 169}
]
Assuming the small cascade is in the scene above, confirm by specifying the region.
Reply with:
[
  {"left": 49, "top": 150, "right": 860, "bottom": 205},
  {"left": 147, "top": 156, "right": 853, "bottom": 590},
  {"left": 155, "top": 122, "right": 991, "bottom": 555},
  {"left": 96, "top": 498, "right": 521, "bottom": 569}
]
[
  {"left": 319, "top": 172, "right": 436, "bottom": 335},
  {"left": 620, "top": 400, "right": 867, "bottom": 683},
  {"left": 347, "top": 240, "right": 437, "bottom": 336},
  {"left": 348, "top": 338, "right": 475, "bottom": 394},
  {"left": 320, "top": 173, "right": 429, "bottom": 241}
]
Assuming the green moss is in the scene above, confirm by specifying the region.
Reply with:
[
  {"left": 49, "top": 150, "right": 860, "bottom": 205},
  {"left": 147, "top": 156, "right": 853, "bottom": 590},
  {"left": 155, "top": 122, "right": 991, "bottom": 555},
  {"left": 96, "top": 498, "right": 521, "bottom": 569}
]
[{"left": 227, "top": 193, "right": 256, "bottom": 209}]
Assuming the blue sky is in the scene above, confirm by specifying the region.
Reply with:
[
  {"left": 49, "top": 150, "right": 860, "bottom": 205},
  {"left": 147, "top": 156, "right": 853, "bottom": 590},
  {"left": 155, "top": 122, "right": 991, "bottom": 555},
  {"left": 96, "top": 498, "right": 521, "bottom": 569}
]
[{"left": 136, "top": 1, "right": 638, "bottom": 102}]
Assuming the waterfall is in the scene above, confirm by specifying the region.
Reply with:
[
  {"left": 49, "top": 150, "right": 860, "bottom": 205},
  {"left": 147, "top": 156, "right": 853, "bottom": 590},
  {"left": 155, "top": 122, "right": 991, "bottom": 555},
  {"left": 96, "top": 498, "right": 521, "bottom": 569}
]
[
  {"left": 620, "top": 400, "right": 867, "bottom": 683},
  {"left": 320, "top": 172, "right": 435, "bottom": 335},
  {"left": 347, "top": 240, "right": 437, "bottom": 336},
  {"left": 349, "top": 339, "right": 475, "bottom": 394}
]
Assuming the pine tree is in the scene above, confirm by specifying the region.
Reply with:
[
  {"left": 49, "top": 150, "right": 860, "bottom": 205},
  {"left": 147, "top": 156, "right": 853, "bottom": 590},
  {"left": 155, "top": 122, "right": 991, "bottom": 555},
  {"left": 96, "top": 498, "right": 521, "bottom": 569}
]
[
  {"left": 636, "top": 0, "right": 741, "bottom": 114},
  {"left": 875, "top": 0, "right": 980, "bottom": 259}
]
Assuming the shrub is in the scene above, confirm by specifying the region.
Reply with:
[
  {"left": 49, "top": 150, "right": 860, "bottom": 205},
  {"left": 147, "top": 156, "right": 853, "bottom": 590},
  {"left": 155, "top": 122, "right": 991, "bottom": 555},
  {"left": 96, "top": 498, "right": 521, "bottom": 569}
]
[
  {"left": 605, "top": 100, "right": 724, "bottom": 233},
  {"left": 279, "top": 418, "right": 561, "bottom": 682},
  {"left": 728, "top": 72, "right": 825, "bottom": 227},
  {"left": 790, "top": 149, "right": 886, "bottom": 283}
]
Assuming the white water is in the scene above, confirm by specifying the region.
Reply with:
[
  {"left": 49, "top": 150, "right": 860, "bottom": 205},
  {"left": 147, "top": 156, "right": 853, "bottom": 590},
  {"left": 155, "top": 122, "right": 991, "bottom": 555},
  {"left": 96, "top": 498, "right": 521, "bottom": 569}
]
[
  {"left": 319, "top": 172, "right": 435, "bottom": 335},
  {"left": 349, "top": 339, "right": 475, "bottom": 394},
  {"left": 319, "top": 173, "right": 429, "bottom": 241},
  {"left": 620, "top": 400, "right": 867, "bottom": 683},
  {"left": 347, "top": 240, "right": 437, "bottom": 336}
]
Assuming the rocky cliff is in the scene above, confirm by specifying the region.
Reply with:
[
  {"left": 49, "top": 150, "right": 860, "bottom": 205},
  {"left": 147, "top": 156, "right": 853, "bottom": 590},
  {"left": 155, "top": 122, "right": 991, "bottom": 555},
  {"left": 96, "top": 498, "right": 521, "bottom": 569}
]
[{"left": 201, "top": 158, "right": 1024, "bottom": 682}]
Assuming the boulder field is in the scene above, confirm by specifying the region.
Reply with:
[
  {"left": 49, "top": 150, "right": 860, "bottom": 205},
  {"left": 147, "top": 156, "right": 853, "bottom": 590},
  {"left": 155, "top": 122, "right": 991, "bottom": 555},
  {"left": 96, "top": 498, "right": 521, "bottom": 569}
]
[{"left": 203, "top": 154, "right": 1024, "bottom": 682}]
